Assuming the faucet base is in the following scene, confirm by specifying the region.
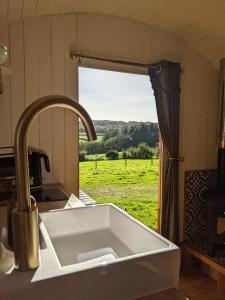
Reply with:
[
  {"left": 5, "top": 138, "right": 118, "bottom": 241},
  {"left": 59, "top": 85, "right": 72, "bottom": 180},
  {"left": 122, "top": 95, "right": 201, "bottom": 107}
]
[{"left": 12, "top": 201, "right": 39, "bottom": 271}]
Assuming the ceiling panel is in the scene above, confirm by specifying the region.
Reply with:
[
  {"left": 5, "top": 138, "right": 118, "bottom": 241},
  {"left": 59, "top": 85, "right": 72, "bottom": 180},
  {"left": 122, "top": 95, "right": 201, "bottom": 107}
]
[
  {"left": 127, "top": 0, "right": 179, "bottom": 24},
  {"left": 8, "top": 0, "right": 23, "bottom": 22},
  {"left": 1, "top": 0, "right": 225, "bottom": 67},
  {"left": 35, "top": 0, "right": 54, "bottom": 16},
  {"left": 22, "top": 0, "right": 37, "bottom": 18},
  {"left": 73, "top": 0, "right": 103, "bottom": 14},
  {"left": 177, "top": 2, "right": 225, "bottom": 44},
  {"left": 96, "top": 0, "right": 131, "bottom": 16},
  {"left": 150, "top": 0, "right": 212, "bottom": 33}
]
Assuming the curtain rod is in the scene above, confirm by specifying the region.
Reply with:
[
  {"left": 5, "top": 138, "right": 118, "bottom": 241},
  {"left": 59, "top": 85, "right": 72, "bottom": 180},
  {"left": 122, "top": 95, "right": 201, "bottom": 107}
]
[{"left": 70, "top": 52, "right": 161, "bottom": 71}]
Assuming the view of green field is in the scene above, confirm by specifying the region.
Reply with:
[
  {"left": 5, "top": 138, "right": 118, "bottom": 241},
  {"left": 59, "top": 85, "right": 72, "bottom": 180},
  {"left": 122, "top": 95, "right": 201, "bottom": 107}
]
[
  {"left": 80, "top": 157, "right": 159, "bottom": 229},
  {"left": 79, "top": 70, "right": 159, "bottom": 231}
]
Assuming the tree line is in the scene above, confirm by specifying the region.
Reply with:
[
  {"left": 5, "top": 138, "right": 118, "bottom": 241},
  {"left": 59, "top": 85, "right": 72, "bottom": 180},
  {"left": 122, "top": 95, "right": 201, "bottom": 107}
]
[{"left": 80, "top": 121, "right": 159, "bottom": 159}]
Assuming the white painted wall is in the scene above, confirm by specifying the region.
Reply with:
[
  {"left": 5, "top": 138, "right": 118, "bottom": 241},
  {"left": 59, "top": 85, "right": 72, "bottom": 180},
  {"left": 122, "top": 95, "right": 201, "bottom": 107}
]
[
  {"left": 0, "top": 13, "right": 219, "bottom": 239},
  {"left": 0, "top": 14, "right": 78, "bottom": 195}
]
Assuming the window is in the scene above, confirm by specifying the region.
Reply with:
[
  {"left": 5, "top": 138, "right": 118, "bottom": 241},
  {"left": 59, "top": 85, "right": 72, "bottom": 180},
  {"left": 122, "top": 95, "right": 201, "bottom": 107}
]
[{"left": 79, "top": 67, "right": 160, "bottom": 230}]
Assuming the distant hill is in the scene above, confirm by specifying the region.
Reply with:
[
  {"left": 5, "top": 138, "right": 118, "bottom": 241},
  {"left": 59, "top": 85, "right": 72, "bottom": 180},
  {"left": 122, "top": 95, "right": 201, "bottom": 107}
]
[{"left": 79, "top": 120, "right": 158, "bottom": 136}]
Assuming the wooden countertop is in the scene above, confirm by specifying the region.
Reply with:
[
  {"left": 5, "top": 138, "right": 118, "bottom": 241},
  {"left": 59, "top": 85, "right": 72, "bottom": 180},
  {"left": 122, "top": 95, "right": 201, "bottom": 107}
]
[{"left": 138, "top": 288, "right": 186, "bottom": 300}]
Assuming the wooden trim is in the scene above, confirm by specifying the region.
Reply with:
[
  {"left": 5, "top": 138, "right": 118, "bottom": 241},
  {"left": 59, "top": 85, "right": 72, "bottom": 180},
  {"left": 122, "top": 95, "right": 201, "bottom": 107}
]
[
  {"left": 182, "top": 242, "right": 225, "bottom": 276},
  {"left": 157, "top": 134, "right": 163, "bottom": 233}
]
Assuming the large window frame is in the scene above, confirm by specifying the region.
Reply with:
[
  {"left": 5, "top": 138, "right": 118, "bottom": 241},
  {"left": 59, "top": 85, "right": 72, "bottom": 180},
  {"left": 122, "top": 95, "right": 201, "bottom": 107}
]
[{"left": 76, "top": 61, "right": 164, "bottom": 232}]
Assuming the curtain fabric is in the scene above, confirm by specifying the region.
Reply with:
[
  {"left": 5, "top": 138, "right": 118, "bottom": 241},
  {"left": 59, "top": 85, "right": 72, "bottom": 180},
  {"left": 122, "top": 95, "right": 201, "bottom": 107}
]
[{"left": 148, "top": 61, "right": 181, "bottom": 244}]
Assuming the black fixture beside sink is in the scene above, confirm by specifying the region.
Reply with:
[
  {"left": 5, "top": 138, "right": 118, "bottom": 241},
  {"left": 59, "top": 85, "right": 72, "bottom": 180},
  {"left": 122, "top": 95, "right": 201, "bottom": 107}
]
[
  {"left": 29, "top": 149, "right": 50, "bottom": 187},
  {"left": 0, "top": 147, "right": 68, "bottom": 203},
  {"left": 0, "top": 146, "right": 68, "bottom": 247},
  {"left": 29, "top": 149, "right": 68, "bottom": 202},
  {"left": 31, "top": 187, "right": 68, "bottom": 202},
  {"left": 0, "top": 147, "right": 51, "bottom": 189}
]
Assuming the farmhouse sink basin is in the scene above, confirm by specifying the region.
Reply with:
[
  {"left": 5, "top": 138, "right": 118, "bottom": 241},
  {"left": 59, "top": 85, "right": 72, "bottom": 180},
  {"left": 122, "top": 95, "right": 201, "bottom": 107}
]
[{"left": 39, "top": 204, "right": 180, "bottom": 299}]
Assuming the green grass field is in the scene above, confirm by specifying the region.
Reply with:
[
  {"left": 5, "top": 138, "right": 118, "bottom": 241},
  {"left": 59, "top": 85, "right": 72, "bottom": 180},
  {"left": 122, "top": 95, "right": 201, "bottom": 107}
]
[{"left": 80, "top": 159, "right": 159, "bottom": 230}]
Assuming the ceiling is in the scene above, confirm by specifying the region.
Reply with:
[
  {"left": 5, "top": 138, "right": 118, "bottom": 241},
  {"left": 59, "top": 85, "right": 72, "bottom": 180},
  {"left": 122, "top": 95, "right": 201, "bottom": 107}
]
[{"left": 1, "top": 0, "right": 225, "bottom": 67}]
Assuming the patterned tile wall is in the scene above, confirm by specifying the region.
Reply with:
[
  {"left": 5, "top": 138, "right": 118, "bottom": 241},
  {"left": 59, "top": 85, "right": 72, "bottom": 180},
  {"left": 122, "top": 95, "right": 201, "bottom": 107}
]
[{"left": 184, "top": 170, "right": 217, "bottom": 245}]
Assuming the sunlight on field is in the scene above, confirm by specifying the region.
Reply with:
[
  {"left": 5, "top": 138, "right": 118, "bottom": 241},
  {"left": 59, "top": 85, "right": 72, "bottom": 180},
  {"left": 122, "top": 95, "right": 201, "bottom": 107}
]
[{"left": 80, "top": 159, "right": 159, "bottom": 229}]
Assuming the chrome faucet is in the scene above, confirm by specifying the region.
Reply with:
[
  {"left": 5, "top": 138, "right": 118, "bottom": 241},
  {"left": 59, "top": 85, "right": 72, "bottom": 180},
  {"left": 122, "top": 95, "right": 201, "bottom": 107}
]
[{"left": 13, "top": 95, "right": 97, "bottom": 271}]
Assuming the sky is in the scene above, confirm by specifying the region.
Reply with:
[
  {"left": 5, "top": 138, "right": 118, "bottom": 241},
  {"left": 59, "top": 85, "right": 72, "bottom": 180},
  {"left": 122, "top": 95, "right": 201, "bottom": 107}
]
[{"left": 78, "top": 67, "right": 157, "bottom": 122}]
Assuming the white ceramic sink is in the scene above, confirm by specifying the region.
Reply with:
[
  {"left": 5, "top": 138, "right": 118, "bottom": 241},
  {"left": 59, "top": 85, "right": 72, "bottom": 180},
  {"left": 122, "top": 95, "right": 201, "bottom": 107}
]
[{"left": 39, "top": 204, "right": 180, "bottom": 300}]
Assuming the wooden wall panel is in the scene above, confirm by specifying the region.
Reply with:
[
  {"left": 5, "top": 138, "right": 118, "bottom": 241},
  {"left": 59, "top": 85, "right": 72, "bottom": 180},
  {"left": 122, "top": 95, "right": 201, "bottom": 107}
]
[
  {"left": 77, "top": 13, "right": 150, "bottom": 63},
  {"left": 0, "top": 0, "right": 8, "bottom": 25},
  {"left": 9, "top": 21, "right": 25, "bottom": 145},
  {"left": 23, "top": 15, "right": 79, "bottom": 191},
  {"left": 150, "top": 27, "right": 180, "bottom": 62},
  {"left": 37, "top": 16, "right": 53, "bottom": 183},
  {"left": 0, "top": 13, "right": 219, "bottom": 239},
  {"left": 51, "top": 15, "right": 66, "bottom": 185},
  {"left": 76, "top": 14, "right": 218, "bottom": 240},
  {"left": 63, "top": 14, "right": 78, "bottom": 195},
  {"left": 17, "top": 15, "right": 77, "bottom": 191},
  {"left": 0, "top": 24, "right": 11, "bottom": 147},
  {"left": 24, "top": 18, "right": 40, "bottom": 149},
  {"left": 0, "top": 0, "right": 225, "bottom": 68},
  {"left": 0, "top": 14, "right": 79, "bottom": 195},
  {"left": 178, "top": 45, "right": 218, "bottom": 239}
]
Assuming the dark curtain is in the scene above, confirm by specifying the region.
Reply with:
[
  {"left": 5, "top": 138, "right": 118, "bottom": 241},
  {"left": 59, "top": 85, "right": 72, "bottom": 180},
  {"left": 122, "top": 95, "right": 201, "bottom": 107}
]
[{"left": 148, "top": 61, "right": 181, "bottom": 244}]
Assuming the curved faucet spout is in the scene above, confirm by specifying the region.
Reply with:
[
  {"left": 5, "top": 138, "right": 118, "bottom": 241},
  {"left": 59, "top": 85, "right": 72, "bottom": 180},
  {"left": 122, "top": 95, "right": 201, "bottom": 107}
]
[
  {"left": 13, "top": 95, "right": 97, "bottom": 271},
  {"left": 15, "top": 95, "right": 96, "bottom": 212}
]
